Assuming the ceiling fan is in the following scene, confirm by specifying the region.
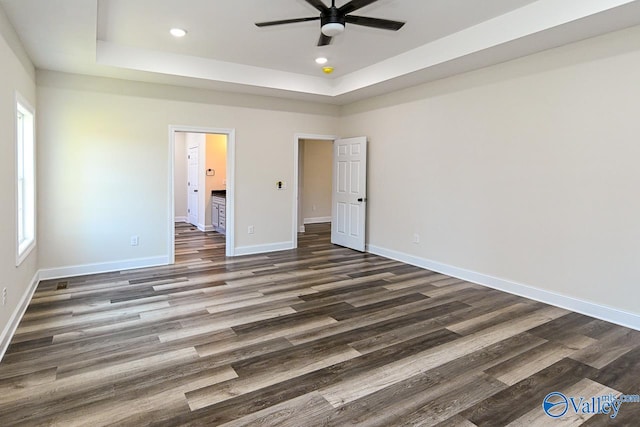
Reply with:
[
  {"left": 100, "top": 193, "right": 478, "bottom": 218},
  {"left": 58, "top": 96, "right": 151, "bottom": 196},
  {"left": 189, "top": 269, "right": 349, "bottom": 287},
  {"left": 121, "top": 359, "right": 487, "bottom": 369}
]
[{"left": 255, "top": 0, "right": 405, "bottom": 46}]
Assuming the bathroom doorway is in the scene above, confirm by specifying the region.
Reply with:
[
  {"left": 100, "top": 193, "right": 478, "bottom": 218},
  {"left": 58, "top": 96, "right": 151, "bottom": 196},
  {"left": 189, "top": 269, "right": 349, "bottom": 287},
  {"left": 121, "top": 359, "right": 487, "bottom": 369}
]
[{"left": 168, "top": 126, "right": 236, "bottom": 262}]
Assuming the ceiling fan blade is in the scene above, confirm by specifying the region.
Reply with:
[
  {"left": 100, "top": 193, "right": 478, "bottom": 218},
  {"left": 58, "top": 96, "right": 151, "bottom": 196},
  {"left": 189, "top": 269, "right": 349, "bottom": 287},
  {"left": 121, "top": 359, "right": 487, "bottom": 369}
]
[
  {"left": 345, "top": 15, "right": 405, "bottom": 31},
  {"left": 255, "top": 17, "right": 320, "bottom": 27},
  {"left": 305, "top": 0, "right": 329, "bottom": 13},
  {"left": 318, "top": 33, "right": 333, "bottom": 46},
  {"left": 339, "top": 0, "right": 379, "bottom": 15}
]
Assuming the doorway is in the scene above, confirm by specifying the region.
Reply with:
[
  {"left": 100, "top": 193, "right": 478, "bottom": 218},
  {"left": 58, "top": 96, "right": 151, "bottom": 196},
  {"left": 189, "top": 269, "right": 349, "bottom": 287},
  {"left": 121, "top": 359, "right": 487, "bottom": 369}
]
[
  {"left": 293, "top": 133, "right": 369, "bottom": 252},
  {"left": 168, "top": 126, "right": 236, "bottom": 262},
  {"left": 293, "top": 134, "right": 335, "bottom": 249}
]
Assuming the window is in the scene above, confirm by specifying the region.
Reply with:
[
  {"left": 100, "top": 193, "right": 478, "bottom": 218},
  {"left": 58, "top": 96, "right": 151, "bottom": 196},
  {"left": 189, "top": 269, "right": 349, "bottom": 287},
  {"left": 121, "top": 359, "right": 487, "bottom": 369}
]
[{"left": 16, "top": 94, "right": 35, "bottom": 265}]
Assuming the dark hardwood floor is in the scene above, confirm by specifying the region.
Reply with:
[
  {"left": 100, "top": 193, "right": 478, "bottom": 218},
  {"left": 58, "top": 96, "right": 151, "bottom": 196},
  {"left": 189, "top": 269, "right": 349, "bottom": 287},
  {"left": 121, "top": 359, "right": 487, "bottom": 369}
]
[{"left": 0, "top": 223, "right": 639, "bottom": 426}]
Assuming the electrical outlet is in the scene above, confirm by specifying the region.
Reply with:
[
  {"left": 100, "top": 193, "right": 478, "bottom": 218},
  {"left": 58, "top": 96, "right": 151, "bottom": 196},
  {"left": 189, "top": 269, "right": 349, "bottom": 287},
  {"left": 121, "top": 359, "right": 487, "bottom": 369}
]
[
  {"left": 312, "top": 204, "right": 317, "bottom": 211},
  {"left": 412, "top": 234, "right": 420, "bottom": 244},
  {"left": 2, "top": 288, "right": 6, "bottom": 306},
  {"left": 130, "top": 235, "right": 139, "bottom": 246},
  {"left": 248, "top": 225, "right": 255, "bottom": 234}
]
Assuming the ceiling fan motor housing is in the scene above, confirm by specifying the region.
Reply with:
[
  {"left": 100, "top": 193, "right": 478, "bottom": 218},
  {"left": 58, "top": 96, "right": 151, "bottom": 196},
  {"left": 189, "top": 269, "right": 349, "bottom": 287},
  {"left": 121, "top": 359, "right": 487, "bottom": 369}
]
[{"left": 321, "top": 7, "right": 345, "bottom": 26}]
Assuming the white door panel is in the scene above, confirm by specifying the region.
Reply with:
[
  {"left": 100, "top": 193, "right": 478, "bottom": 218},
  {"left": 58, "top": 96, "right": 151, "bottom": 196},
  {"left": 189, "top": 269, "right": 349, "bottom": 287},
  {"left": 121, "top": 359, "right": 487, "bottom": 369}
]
[
  {"left": 187, "top": 146, "right": 199, "bottom": 226},
  {"left": 331, "top": 137, "right": 367, "bottom": 252}
]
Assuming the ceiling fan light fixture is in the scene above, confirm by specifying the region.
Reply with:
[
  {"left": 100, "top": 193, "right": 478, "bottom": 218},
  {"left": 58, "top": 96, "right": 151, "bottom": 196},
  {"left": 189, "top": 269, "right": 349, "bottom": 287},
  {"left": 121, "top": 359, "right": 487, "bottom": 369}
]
[
  {"left": 254, "top": 0, "right": 406, "bottom": 47},
  {"left": 315, "top": 57, "right": 328, "bottom": 65},
  {"left": 321, "top": 22, "right": 344, "bottom": 37}
]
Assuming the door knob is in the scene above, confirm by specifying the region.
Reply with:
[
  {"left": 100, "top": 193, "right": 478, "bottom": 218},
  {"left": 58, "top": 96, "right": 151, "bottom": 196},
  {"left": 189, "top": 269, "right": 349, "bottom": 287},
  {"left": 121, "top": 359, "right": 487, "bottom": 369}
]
[
  {"left": 357, "top": 197, "right": 367, "bottom": 202},
  {"left": 194, "top": 189, "right": 198, "bottom": 193}
]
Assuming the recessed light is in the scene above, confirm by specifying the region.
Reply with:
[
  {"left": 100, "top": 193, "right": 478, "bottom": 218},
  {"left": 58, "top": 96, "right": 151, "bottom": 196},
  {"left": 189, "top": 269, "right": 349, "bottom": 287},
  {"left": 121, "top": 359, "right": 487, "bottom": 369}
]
[
  {"left": 315, "top": 57, "right": 328, "bottom": 65},
  {"left": 170, "top": 28, "right": 187, "bottom": 38}
]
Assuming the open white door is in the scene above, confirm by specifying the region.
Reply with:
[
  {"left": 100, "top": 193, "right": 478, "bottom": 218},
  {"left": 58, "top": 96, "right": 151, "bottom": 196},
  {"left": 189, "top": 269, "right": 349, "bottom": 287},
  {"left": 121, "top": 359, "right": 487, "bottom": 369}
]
[
  {"left": 187, "top": 146, "right": 199, "bottom": 226},
  {"left": 331, "top": 136, "right": 367, "bottom": 252}
]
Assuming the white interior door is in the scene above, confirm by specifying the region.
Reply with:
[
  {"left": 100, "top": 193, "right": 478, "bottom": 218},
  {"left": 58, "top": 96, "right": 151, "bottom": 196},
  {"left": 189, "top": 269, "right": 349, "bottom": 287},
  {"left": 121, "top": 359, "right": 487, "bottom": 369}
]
[
  {"left": 331, "top": 136, "right": 367, "bottom": 251},
  {"left": 187, "top": 146, "right": 199, "bottom": 226}
]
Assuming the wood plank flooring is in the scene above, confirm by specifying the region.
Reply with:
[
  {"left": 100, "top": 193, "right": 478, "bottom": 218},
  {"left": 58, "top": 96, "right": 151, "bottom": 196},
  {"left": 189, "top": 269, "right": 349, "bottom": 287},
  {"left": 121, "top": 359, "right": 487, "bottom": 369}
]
[{"left": 1, "top": 223, "right": 639, "bottom": 426}]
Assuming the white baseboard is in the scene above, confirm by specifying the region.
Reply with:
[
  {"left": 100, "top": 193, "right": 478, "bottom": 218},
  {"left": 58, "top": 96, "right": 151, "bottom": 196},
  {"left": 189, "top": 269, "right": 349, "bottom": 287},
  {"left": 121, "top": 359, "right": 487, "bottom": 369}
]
[
  {"left": 175, "top": 216, "right": 188, "bottom": 223},
  {"left": 196, "top": 224, "right": 214, "bottom": 232},
  {"left": 0, "top": 270, "right": 40, "bottom": 362},
  {"left": 304, "top": 216, "right": 331, "bottom": 224},
  {"left": 38, "top": 256, "right": 170, "bottom": 281},
  {"left": 234, "top": 241, "right": 293, "bottom": 256},
  {"left": 367, "top": 244, "right": 640, "bottom": 331},
  {"left": 298, "top": 225, "right": 306, "bottom": 233}
]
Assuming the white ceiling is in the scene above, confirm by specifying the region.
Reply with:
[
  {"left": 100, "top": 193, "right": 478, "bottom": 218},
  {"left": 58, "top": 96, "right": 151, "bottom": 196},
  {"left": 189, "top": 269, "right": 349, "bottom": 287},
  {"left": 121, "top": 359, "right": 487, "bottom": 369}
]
[{"left": 3, "top": 0, "right": 640, "bottom": 104}]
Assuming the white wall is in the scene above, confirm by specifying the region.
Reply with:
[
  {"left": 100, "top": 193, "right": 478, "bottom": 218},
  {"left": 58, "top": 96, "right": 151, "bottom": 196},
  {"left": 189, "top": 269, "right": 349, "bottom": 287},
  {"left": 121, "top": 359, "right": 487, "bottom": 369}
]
[
  {"left": 302, "top": 139, "right": 332, "bottom": 222},
  {"left": 0, "top": 7, "right": 38, "bottom": 351},
  {"left": 206, "top": 134, "right": 227, "bottom": 192},
  {"left": 174, "top": 132, "right": 187, "bottom": 221},
  {"left": 37, "top": 71, "right": 339, "bottom": 271},
  {"left": 339, "top": 25, "right": 640, "bottom": 323}
]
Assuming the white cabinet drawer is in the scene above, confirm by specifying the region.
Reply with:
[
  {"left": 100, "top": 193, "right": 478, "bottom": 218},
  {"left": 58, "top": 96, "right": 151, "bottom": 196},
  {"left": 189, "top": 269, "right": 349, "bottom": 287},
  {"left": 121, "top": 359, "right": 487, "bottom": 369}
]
[{"left": 210, "top": 195, "right": 226, "bottom": 234}]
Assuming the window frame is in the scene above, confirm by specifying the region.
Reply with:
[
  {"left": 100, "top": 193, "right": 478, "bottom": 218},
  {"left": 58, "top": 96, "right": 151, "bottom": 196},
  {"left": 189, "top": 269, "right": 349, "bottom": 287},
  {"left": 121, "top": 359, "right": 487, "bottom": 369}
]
[{"left": 15, "top": 92, "right": 36, "bottom": 266}]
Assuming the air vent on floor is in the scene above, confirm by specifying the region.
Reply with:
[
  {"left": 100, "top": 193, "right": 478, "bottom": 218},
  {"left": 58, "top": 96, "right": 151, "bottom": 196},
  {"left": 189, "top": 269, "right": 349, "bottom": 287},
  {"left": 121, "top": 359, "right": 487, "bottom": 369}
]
[{"left": 56, "top": 281, "right": 68, "bottom": 290}]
